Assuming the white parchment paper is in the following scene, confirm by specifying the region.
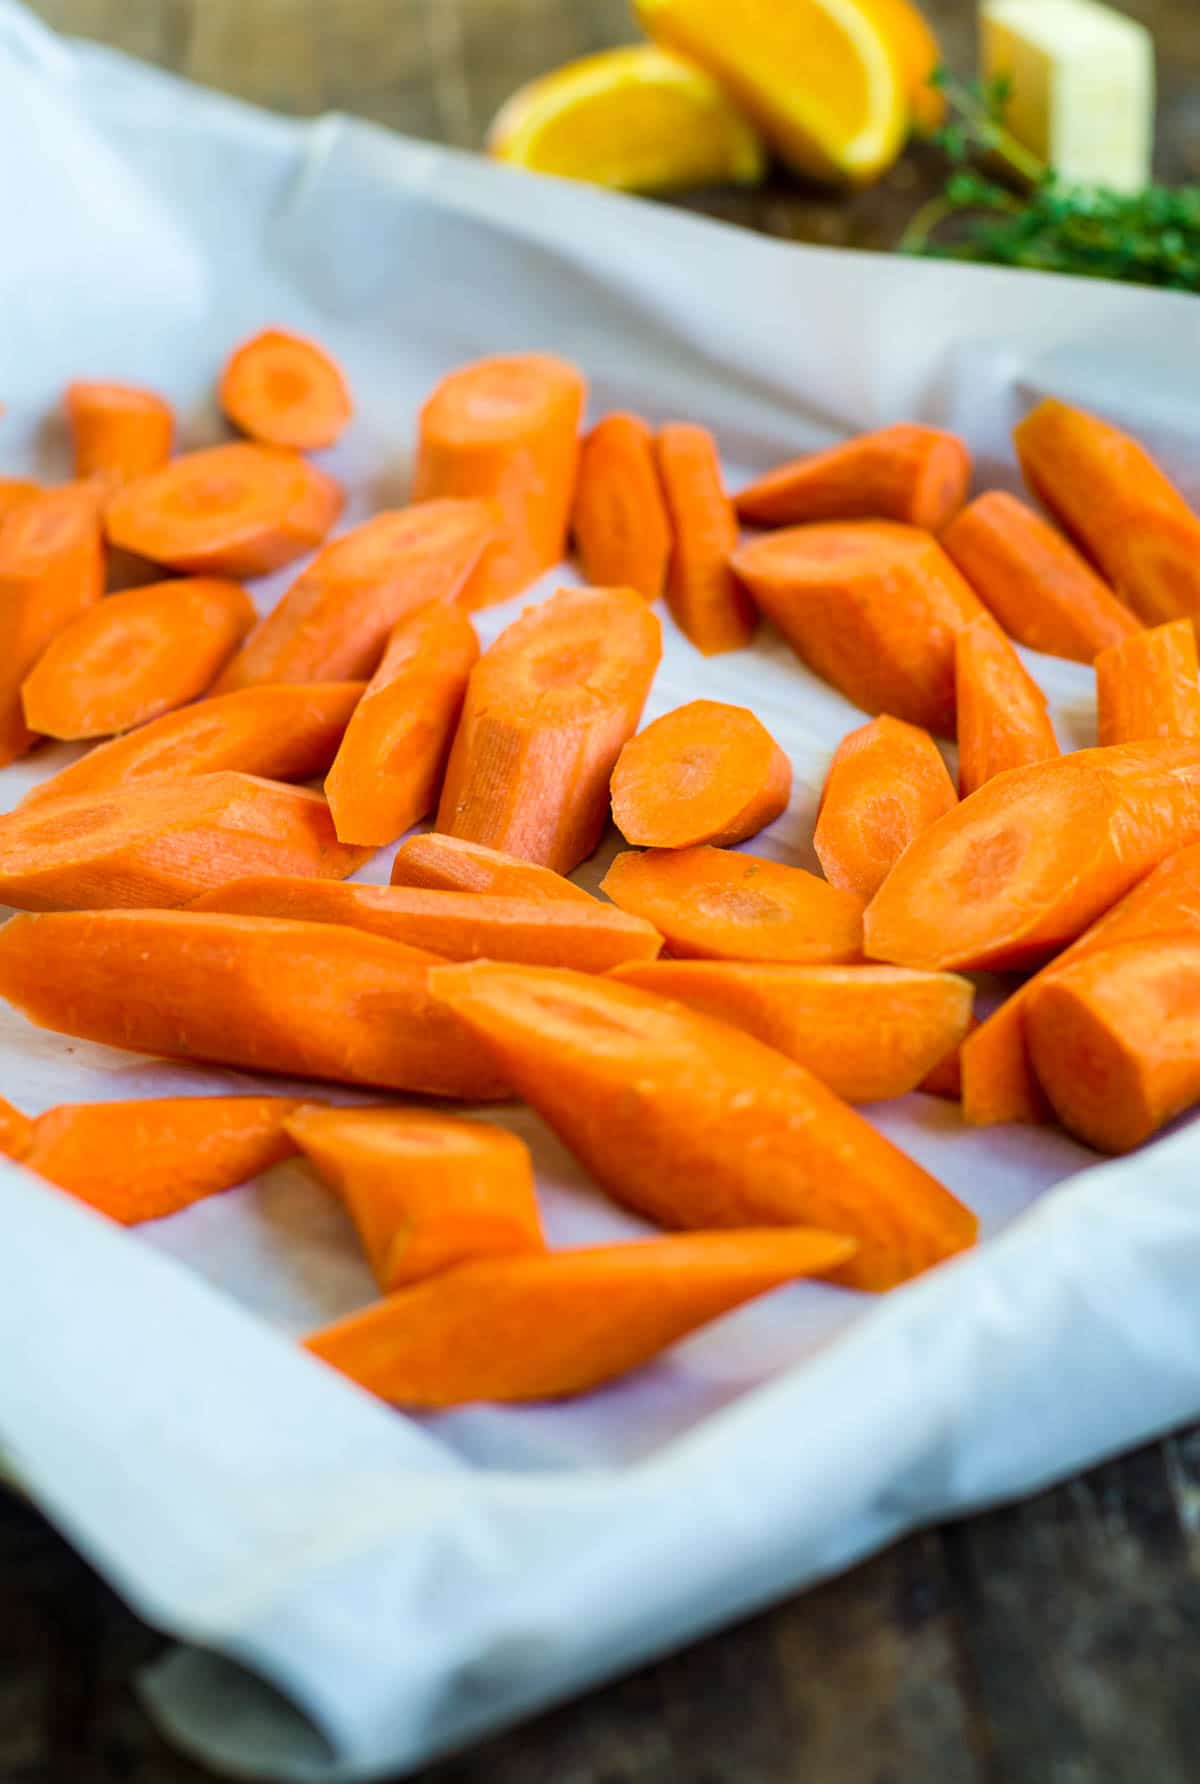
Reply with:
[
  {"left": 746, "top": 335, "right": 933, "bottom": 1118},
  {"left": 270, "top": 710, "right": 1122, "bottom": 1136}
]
[{"left": 1, "top": 6, "right": 1200, "bottom": 1777}]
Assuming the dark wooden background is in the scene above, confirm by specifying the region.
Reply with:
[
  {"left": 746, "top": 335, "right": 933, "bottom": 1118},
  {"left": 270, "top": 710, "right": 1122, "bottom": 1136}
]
[{"left": 8, "top": 2, "right": 1200, "bottom": 1780}]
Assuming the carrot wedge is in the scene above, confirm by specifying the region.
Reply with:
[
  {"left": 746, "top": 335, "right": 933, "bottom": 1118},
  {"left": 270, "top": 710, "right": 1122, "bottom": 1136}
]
[
  {"left": 955, "top": 616, "right": 1060, "bottom": 797},
  {"left": 0, "top": 1095, "right": 34, "bottom": 1158},
  {"left": 736, "top": 425, "right": 971, "bottom": 532},
  {"left": 0, "top": 479, "right": 41, "bottom": 523},
  {"left": 814, "top": 716, "right": 957, "bottom": 902},
  {"left": 601, "top": 846, "right": 864, "bottom": 962},
  {"left": 105, "top": 443, "right": 343, "bottom": 578},
  {"left": 325, "top": 601, "right": 479, "bottom": 847},
  {"left": 389, "top": 833, "right": 598, "bottom": 903},
  {"left": 413, "top": 353, "right": 587, "bottom": 611},
  {"left": 571, "top": 412, "right": 672, "bottom": 601},
  {"left": 1096, "top": 620, "right": 1200, "bottom": 746},
  {"left": 732, "top": 522, "right": 985, "bottom": 735},
  {"left": 0, "top": 772, "right": 368, "bottom": 910},
  {"left": 285, "top": 1106, "right": 543, "bottom": 1288},
  {"left": 215, "top": 502, "right": 494, "bottom": 691},
  {"left": 657, "top": 422, "right": 756, "bottom": 654},
  {"left": 0, "top": 910, "right": 507, "bottom": 1100},
  {"left": 941, "top": 491, "right": 1140, "bottom": 663},
  {"left": 611, "top": 699, "right": 791, "bottom": 849},
  {"left": 437, "top": 585, "right": 662, "bottom": 873},
  {"left": 610, "top": 961, "right": 973, "bottom": 1103},
  {"left": 430, "top": 963, "right": 976, "bottom": 1291},
  {"left": 864, "top": 741, "right": 1200, "bottom": 973},
  {"left": 66, "top": 381, "right": 174, "bottom": 487},
  {"left": 219, "top": 328, "right": 353, "bottom": 451}
]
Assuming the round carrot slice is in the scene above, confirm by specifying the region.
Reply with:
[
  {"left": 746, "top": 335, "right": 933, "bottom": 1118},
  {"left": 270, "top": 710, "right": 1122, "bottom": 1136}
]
[
  {"left": 219, "top": 328, "right": 354, "bottom": 452},
  {"left": 611, "top": 698, "right": 792, "bottom": 848}
]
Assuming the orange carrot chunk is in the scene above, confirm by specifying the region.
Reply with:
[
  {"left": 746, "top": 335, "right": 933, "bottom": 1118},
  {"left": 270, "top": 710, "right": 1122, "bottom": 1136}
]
[
  {"left": 219, "top": 328, "right": 353, "bottom": 452},
  {"left": 732, "top": 522, "right": 985, "bottom": 736},
  {"left": 918, "top": 1024, "right": 976, "bottom": 1101},
  {"left": 0, "top": 1095, "right": 34, "bottom": 1158},
  {"left": 0, "top": 479, "right": 41, "bottom": 523},
  {"left": 955, "top": 616, "right": 1060, "bottom": 797},
  {"left": 389, "top": 833, "right": 598, "bottom": 903},
  {"left": 602, "top": 845, "right": 864, "bottom": 962},
  {"left": 21, "top": 578, "right": 255, "bottom": 741},
  {"left": 286, "top": 1105, "right": 543, "bottom": 1288},
  {"left": 571, "top": 412, "right": 672, "bottom": 601},
  {"left": 431, "top": 962, "right": 976, "bottom": 1291},
  {"left": 611, "top": 961, "right": 973, "bottom": 1103},
  {"left": 106, "top": 442, "right": 343, "bottom": 579},
  {"left": 0, "top": 910, "right": 508, "bottom": 1100},
  {"left": 814, "top": 715, "right": 957, "bottom": 902},
  {"left": 325, "top": 601, "right": 479, "bottom": 848},
  {"left": 736, "top": 424, "right": 972, "bottom": 532},
  {"left": 413, "top": 353, "right": 587, "bottom": 611},
  {"left": 657, "top": 422, "right": 756, "bottom": 654},
  {"left": 941, "top": 491, "right": 1140, "bottom": 663},
  {"left": 611, "top": 699, "right": 792, "bottom": 849},
  {"left": 66, "top": 381, "right": 174, "bottom": 487},
  {"left": 1096, "top": 620, "right": 1200, "bottom": 746},
  {"left": 305, "top": 1228, "right": 858, "bottom": 1406},
  {"left": 437, "top": 585, "right": 661, "bottom": 873}
]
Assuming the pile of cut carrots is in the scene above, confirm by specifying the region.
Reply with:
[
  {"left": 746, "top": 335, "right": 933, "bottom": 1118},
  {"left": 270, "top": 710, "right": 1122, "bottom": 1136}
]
[{"left": 2, "top": 324, "right": 1199, "bottom": 1410}]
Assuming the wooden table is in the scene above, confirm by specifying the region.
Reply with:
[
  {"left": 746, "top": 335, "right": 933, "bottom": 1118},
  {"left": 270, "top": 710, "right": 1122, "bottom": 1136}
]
[{"left": 7, "top": 3, "right": 1200, "bottom": 1780}]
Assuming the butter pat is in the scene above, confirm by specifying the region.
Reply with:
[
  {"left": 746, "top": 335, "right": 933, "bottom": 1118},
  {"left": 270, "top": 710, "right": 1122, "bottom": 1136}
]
[{"left": 981, "top": 0, "right": 1155, "bottom": 193}]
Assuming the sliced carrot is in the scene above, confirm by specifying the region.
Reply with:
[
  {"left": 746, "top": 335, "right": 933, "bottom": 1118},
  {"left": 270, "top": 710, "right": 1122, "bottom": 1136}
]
[
  {"left": 430, "top": 962, "right": 976, "bottom": 1291},
  {"left": 219, "top": 328, "right": 353, "bottom": 451},
  {"left": 0, "top": 772, "right": 368, "bottom": 910},
  {"left": 1095, "top": 620, "right": 1200, "bottom": 746},
  {"left": 437, "top": 585, "right": 662, "bottom": 873},
  {"left": 105, "top": 442, "right": 343, "bottom": 578},
  {"left": 955, "top": 616, "right": 1060, "bottom": 797},
  {"left": 611, "top": 699, "right": 792, "bottom": 849},
  {"left": 0, "top": 478, "right": 40, "bottom": 523},
  {"left": 389, "top": 833, "right": 598, "bottom": 903},
  {"left": 601, "top": 845, "right": 864, "bottom": 962},
  {"left": 285, "top": 1106, "right": 543, "bottom": 1288},
  {"left": 0, "top": 910, "right": 508, "bottom": 1099},
  {"left": 571, "top": 412, "right": 672, "bottom": 600},
  {"left": 65, "top": 381, "right": 174, "bottom": 487},
  {"left": 20, "top": 682, "right": 365, "bottom": 808},
  {"left": 813, "top": 715, "right": 957, "bottom": 902},
  {"left": 656, "top": 422, "right": 756, "bottom": 654},
  {"left": 941, "top": 491, "right": 1141, "bottom": 663},
  {"left": 736, "top": 425, "right": 971, "bottom": 532},
  {"left": 189, "top": 877, "right": 662, "bottom": 971},
  {"left": 732, "top": 522, "right": 985, "bottom": 736},
  {"left": 21, "top": 578, "right": 255, "bottom": 741},
  {"left": 214, "top": 502, "right": 494, "bottom": 692},
  {"left": 0, "top": 484, "right": 105, "bottom": 766},
  {"left": 412, "top": 353, "right": 586, "bottom": 610},
  {"left": 863, "top": 740, "right": 1200, "bottom": 973},
  {"left": 324, "top": 601, "right": 479, "bottom": 847},
  {"left": 0, "top": 1095, "right": 34, "bottom": 1158},
  {"left": 610, "top": 961, "right": 973, "bottom": 1103}
]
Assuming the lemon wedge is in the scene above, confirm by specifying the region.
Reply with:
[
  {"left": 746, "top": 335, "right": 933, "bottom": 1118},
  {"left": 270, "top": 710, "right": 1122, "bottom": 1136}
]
[{"left": 864, "top": 0, "right": 945, "bottom": 133}]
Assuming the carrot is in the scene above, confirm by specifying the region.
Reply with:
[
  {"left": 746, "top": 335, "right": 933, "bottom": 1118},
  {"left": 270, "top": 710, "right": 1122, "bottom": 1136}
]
[
  {"left": 656, "top": 422, "right": 756, "bottom": 654},
  {"left": 214, "top": 502, "right": 494, "bottom": 693},
  {"left": 571, "top": 412, "right": 672, "bottom": 601},
  {"left": 601, "top": 845, "right": 864, "bottom": 962},
  {"left": 863, "top": 740, "right": 1200, "bottom": 973},
  {"left": 105, "top": 442, "right": 343, "bottom": 578},
  {"left": 955, "top": 616, "right": 1060, "bottom": 797},
  {"left": 736, "top": 425, "right": 972, "bottom": 532},
  {"left": 389, "top": 833, "right": 598, "bottom": 903},
  {"left": 813, "top": 715, "right": 957, "bottom": 902},
  {"left": 0, "top": 910, "right": 508, "bottom": 1100},
  {"left": 65, "top": 381, "right": 174, "bottom": 487},
  {"left": 0, "top": 484, "right": 105, "bottom": 766},
  {"left": 324, "top": 601, "right": 479, "bottom": 847},
  {"left": 1014, "top": 398, "right": 1200, "bottom": 629},
  {"left": 285, "top": 1106, "right": 543, "bottom": 1288},
  {"left": 732, "top": 522, "right": 985, "bottom": 735},
  {"left": 0, "top": 1095, "right": 34, "bottom": 1158},
  {"left": 219, "top": 328, "right": 353, "bottom": 451},
  {"left": 412, "top": 353, "right": 586, "bottom": 611},
  {"left": 1095, "top": 620, "right": 1200, "bottom": 746},
  {"left": 21, "top": 578, "right": 255, "bottom": 741},
  {"left": 437, "top": 585, "right": 662, "bottom": 873},
  {"left": 941, "top": 491, "right": 1141, "bottom": 663},
  {"left": 611, "top": 699, "right": 790, "bottom": 850},
  {"left": 189, "top": 876, "right": 662, "bottom": 971},
  {"left": 20, "top": 682, "right": 365, "bottom": 808},
  {"left": 918, "top": 1023, "right": 976, "bottom": 1100},
  {"left": 430, "top": 963, "right": 976, "bottom": 1291},
  {"left": 305, "top": 1228, "right": 858, "bottom": 1405},
  {"left": 610, "top": 961, "right": 974, "bottom": 1103},
  {"left": 0, "top": 478, "right": 40, "bottom": 522},
  {"left": 0, "top": 772, "right": 368, "bottom": 910}
]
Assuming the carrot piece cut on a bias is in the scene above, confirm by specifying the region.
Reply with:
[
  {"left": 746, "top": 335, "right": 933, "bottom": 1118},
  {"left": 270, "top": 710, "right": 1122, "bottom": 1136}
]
[
  {"left": 737, "top": 424, "right": 971, "bottom": 532},
  {"left": 1095, "top": 620, "right": 1200, "bottom": 746},
  {"left": 611, "top": 698, "right": 792, "bottom": 849},
  {"left": 657, "top": 421, "right": 756, "bottom": 655},
  {"left": 571, "top": 412, "right": 672, "bottom": 601},
  {"left": 219, "top": 328, "right": 353, "bottom": 451},
  {"left": 389, "top": 833, "right": 598, "bottom": 903},
  {"left": 66, "top": 381, "right": 174, "bottom": 487},
  {"left": 955, "top": 616, "right": 1060, "bottom": 797},
  {"left": 814, "top": 715, "right": 957, "bottom": 902}
]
